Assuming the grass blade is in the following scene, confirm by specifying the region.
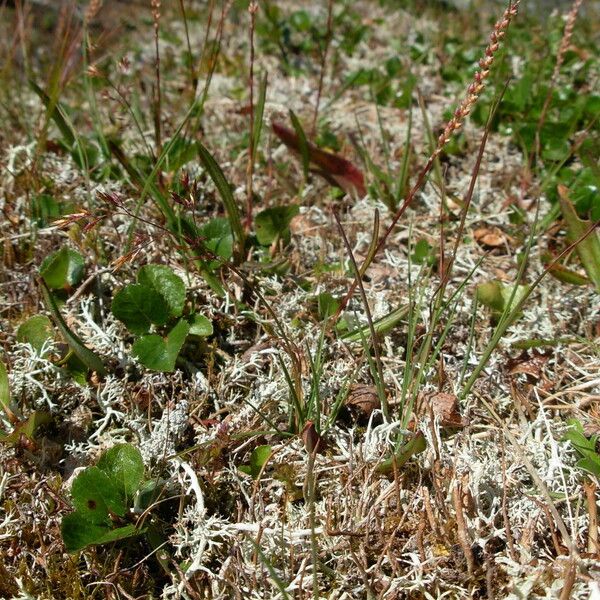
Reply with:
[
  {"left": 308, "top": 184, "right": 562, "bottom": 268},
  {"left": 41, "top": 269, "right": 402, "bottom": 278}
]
[
  {"left": 40, "top": 280, "right": 106, "bottom": 376},
  {"left": 288, "top": 109, "right": 310, "bottom": 182},
  {"left": 252, "top": 72, "right": 268, "bottom": 160},
  {"left": 197, "top": 142, "right": 245, "bottom": 255},
  {"left": 558, "top": 184, "right": 600, "bottom": 292}
]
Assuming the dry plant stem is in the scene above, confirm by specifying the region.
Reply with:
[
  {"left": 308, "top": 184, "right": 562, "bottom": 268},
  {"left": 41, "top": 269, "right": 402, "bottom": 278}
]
[
  {"left": 151, "top": 0, "right": 163, "bottom": 156},
  {"left": 559, "top": 560, "right": 577, "bottom": 600},
  {"left": 177, "top": 0, "right": 197, "bottom": 90},
  {"left": 439, "top": 81, "right": 510, "bottom": 293},
  {"left": 85, "top": 0, "right": 102, "bottom": 23},
  {"left": 305, "top": 448, "right": 319, "bottom": 599},
  {"left": 411, "top": 92, "right": 504, "bottom": 406},
  {"left": 452, "top": 478, "right": 475, "bottom": 576},
  {"left": 333, "top": 209, "right": 389, "bottom": 421},
  {"left": 501, "top": 437, "right": 518, "bottom": 562},
  {"left": 477, "top": 393, "right": 576, "bottom": 555},
  {"left": 311, "top": 0, "right": 334, "bottom": 136},
  {"left": 335, "top": 1, "right": 520, "bottom": 319},
  {"left": 198, "top": 0, "right": 216, "bottom": 77},
  {"left": 246, "top": 1, "right": 258, "bottom": 230},
  {"left": 584, "top": 481, "right": 599, "bottom": 555}
]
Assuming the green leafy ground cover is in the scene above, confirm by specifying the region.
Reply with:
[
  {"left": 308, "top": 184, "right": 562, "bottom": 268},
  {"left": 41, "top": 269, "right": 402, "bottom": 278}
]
[{"left": 0, "top": 0, "right": 599, "bottom": 597}]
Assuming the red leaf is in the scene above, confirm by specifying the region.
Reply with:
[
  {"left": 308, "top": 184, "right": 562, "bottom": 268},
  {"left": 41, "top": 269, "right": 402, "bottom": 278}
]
[{"left": 272, "top": 120, "right": 366, "bottom": 197}]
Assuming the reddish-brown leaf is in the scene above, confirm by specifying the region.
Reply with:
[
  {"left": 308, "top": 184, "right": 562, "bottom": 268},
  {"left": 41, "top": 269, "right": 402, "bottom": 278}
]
[
  {"left": 272, "top": 120, "right": 366, "bottom": 197},
  {"left": 301, "top": 420, "right": 327, "bottom": 454}
]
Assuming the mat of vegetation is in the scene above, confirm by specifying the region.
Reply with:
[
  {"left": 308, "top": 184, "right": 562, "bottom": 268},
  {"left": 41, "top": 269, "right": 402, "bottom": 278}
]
[{"left": 1, "top": 0, "right": 599, "bottom": 598}]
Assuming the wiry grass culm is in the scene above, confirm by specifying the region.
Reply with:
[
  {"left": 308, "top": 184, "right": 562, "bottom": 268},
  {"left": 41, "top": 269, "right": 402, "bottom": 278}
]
[{"left": 0, "top": 0, "right": 599, "bottom": 598}]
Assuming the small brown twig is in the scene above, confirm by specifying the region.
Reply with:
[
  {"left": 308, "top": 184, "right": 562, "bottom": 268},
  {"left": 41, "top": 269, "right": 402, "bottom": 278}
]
[
  {"left": 246, "top": 1, "right": 259, "bottom": 231},
  {"left": 559, "top": 558, "right": 577, "bottom": 600},
  {"left": 452, "top": 476, "right": 475, "bottom": 576},
  {"left": 584, "top": 481, "right": 599, "bottom": 555},
  {"left": 311, "top": 0, "right": 334, "bottom": 136},
  {"left": 501, "top": 436, "right": 519, "bottom": 562}
]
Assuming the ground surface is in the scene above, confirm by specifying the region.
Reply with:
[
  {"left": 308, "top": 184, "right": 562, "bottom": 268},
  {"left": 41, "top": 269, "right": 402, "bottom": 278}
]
[{"left": 0, "top": 1, "right": 599, "bottom": 598}]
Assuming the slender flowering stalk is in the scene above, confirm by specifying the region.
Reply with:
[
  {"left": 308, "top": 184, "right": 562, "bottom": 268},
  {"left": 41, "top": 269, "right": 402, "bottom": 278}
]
[
  {"left": 535, "top": 0, "right": 583, "bottom": 158},
  {"left": 435, "top": 1, "right": 520, "bottom": 153},
  {"left": 334, "top": 1, "right": 520, "bottom": 320},
  {"left": 84, "top": 0, "right": 102, "bottom": 25},
  {"left": 552, "top": 0, "right": 583, "bottom": 83},
  {"left": 246, "top": 1, "right": 258, "bottom": 230},
  {"left": 151, "top": 0, "right": 163, "bottom": 154}
]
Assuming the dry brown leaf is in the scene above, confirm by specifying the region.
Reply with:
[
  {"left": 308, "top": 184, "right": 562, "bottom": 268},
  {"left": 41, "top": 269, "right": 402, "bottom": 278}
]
[
  {"left": 345, "top": 384, "right": 380, "bottom": 417},
  {"left": 474, "top": 227, "right": 509, "bottom": 248},
  {"left": 508, "top": 351, "right": 550, "bottom": 381},
  {"left": 420, "top": 392, "right": 466, "bottom": 428}
]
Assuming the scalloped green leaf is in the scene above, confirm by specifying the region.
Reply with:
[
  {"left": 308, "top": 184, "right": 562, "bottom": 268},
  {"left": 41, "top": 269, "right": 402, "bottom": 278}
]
[
  {"left": 61, "top": 513, "right": 141, "bottom": 553},
  {"left": 137, "top": 265, "right": 186, "bottom": 318},
  {"left": 17, "top": 315, "right": 54, "bottom": 354},
  {"left": 188, "top": 314, "right": 213, "bottom": 337},
  {"left": 96, "top": 444, "right": 144, "bottom": 501},
  {"left": 132, "top": 319, "right": 190, "bottom": 372},
  {"left": 255, "top": 205, "right": 300, "bottom": 246},
  {"left": 200, "top": 217, "right": 234, "bottom": 267},
  {"left": 71, "top": 467, "right": 127, "bottom": 523},
  {"left": 239, "top": 445, "right": 272, "bottom": 480},
  {"left": 111, "top": 284, "right": 170, "bottom": 334}
]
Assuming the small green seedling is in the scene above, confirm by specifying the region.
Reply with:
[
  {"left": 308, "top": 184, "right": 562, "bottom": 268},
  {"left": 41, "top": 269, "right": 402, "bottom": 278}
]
[
  {"left": 238, "top": 445, "right": 272, "bottom": 480},
  {"left": 563, "top": 419, "right": 600, "bottom": 480},
  {"left": 410, "top": 238, "right": 437, "bottom": 267},
  {"left": 61, "top": 444, "right": 147, "bottom": 553},
  {"left": 111, "top": 264, "right": 212, "bottom": 372}
]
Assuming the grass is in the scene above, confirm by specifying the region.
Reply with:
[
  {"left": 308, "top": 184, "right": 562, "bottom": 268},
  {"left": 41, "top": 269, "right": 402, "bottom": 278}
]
[{"left": 1, "top": 0, "right": 600, "bottom": 598}]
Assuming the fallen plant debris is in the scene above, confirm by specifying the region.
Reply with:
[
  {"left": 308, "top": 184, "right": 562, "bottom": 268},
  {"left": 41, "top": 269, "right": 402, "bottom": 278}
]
[{"left": 272, "top": 119, "right": 367, "bottom": 197}]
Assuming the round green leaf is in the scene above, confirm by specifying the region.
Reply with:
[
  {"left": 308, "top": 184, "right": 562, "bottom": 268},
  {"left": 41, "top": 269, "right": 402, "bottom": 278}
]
[
  {"left": 61, "top": 512, "right": 112, "bottom": 553},
  {"left": 17, "top": 315, "right": 54, "bottom": 354},
  {"left": 188, "top": 314, "right": 213, "bottom": 337},
  {"left": 200, "top": 218, "right": 233, "bottom": 265},
  {"left": 137, "top": 264, "right": 186, "bottom": 318},
  {"left": 111, "top": 284, "right": 170, "bottom": 334},
  {"left": 96, "top": 444, "right": 144, "bottom": 501},
  {"left": 132, "top": 319, "right": 190, "bottom": 372},
  {"left": 71, "top": 466, "right": 127, "bottom": 523},
  {"left": 61, "top": 513, "right": 141, "bottom": 553},
  {"left": 40, "top": 246, "right": 84, "bottom": 289}
]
